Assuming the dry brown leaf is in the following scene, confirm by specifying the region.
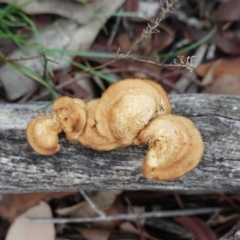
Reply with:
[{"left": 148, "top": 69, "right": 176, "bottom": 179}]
[
  {"left": 0, "top": 0, "right": 125, "bottom": 25},
  {"left": 56, "top": 201, "right": 95, "bottom": 218},
  {"left": 202, "top": 74, "right": 240, "bottom": 95},
  {"left": 123, "top": 0, "right": 138, "bottom": 12},
  {"left": 186, "top": 28, "right": 240, "bottom": 55},
  {"left": 120, "top": 222, "right": 159, "bottom": 240},
  {"left": 195, "top": 58, "right": 240, "bottom": 80},
  {"left": 213, "top": 0, "right": 240, "bottom": 22},
  {"left": 200, "top": 60, "right": 222, "bottom": 86},
  {"left": 76, "top": 228, "right": 112, "bottom": 240},
  {"left": 213, "top": 31, "right": 240, "bottom": 55},
  {"left": 117, "top": 33, "right": 132, "bottom": 53},
  {"left": 175, "top": 216, "right": 217, "bottom": 240},
  {"left": 0, "top": 192, "right": 75, "bottom": 220},
  {"left": 120, "top": 222, "right": 140, "bottom": 235},
  {"left": 5, "top": 201, "right": 55, "bottom": 240}
]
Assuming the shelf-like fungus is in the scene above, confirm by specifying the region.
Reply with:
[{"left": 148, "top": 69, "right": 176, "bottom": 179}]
[
  {"left": 26, "top": 78, "right": 204, "bottom": 181},
  {"left": 94, "top": 79, "right": 171, "bottom": 146},
  {"left": 26, "top": 116, "right": 61, "bottom": 155},
  {"left": 78, "top": 99, "right": 120, "bottom": 151},
  {"left": 52, "top": 96, "right": 87, "bottom": 141},
  {"left": 135, "top": 115, "right": 204, "bottom": 181}
]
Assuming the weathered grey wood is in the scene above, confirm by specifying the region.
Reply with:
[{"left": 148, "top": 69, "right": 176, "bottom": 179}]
[{"left": 1, "top": 94, "right": 240, "bottom": 193}]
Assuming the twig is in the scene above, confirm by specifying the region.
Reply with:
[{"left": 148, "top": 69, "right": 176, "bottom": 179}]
[
  {"left": 27, "top": 207, "right": 225, "bottom": 224},
  {"left": 172, "top": 192, "right": 185, "bottom": 209},
  {"left": 79, "top": 190, "right": 106, "bottom": 217},
  {"left": 125, "top": 55, "right": 197, "bottom": 72},
  {"left": 3, "top": 52, "right": 59, "bottom": 64},
  {"left": 86, "top": 0, "right": 181, "bottom": 71},
  {"left": 125, "top": 0, "right": 178, "bottom": 56},
  {"left": 125, "top": 197, "right": 146, "bottom": 240}
]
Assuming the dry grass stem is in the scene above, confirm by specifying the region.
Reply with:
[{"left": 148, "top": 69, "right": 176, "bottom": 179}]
[{"left": 27, "top": 207, "right": 225, "bottom": 224}]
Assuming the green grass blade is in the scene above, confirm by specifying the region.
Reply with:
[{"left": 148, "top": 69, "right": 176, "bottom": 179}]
[
  {"left": 45, "top": 48, "right": 116, "bottom": 58},
  {"left": 18, "top": 12, "right": 43, "bottom": 47},
  {"left": 159, "top": 24, "right": 218, "bottom": 59}
]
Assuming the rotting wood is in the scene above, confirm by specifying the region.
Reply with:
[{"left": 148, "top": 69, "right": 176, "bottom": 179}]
[{"left": 0, "top": 94, "right": 240, "bottom": 193}]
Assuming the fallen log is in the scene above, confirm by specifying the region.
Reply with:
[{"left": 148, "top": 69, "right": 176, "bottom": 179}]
[{"left": 0, "top": 94, "right": 240, "bottom": 193}]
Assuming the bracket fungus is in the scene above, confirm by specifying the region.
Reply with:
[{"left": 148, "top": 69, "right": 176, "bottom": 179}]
[
  {"left": 52, "top": 96, "right": 87, "bottom": 141},
  {"left": 26, "top": 78, "right": 204, "bottom": 181},
  {"left": 78, "top": 99, "right": 120, "bottom": 151},
  {"left": 94, "top": 79, "right": 171, "bottom": 146},
  {"left": 26, "top": 116, "right": 61, "bottom": 155},
  {"left": 135, "top": 115, "right": 204, "bottom": 181}
]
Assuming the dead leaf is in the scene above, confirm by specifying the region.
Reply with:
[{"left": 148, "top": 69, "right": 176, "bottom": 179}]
[
  {"left": 0, "top": 192, "right": 75, "bottom": 220},
  {"left": 5, "top": 201, "right": 55, "bottom": 240},
  {"left": 0, "top": 0, "right": 125, "bottom": 25},
  {"left": 76, "top": 228, "right": 112, "bottom": 240},
  {"left": 186, "top": 28, "right": 240, "bottom": 55},
  {"left": 195, "top": 58, "right": 240, "bottom": 80},
  {"left": 54, "top": 71, "right": 90, "bottom": 99},
  {"left": 175, "top": 216, "right": 217, "bottom": 240},
  {"left": 120, "top": 222, "right": 159, "bottom": 240},
  {"left": 213, "top": 31, "right": 240, "bottom": 55},
  {"left": 213, "top": 0, "right": 240, "bottom": 22},
  {"left": 117, "top": 34, "right": 132, "bottom": 53},
  {"left": 56, "top": 201, "right": 95, "bottom": 218},
  {"left": 120, "top": 222, "right": 139, "bottom": 235},
  {"left": 200, "top": 60, "right": 222, "bottom": 86},
  {"left": 123, "top": 0, "right": 138, "bottom": 12},
  {"left": 202, "top": 74, "right": 240, "bottom": 95},
  {"left": 151, "top": 30, "right": 174, "bottom": 53}
]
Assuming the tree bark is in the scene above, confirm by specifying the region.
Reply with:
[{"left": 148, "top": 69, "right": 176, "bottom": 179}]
[{"left": 1, "top": 94, "right": 240, "bottom": 193}]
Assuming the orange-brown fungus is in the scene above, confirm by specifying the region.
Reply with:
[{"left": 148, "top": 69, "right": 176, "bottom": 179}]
[
  {"left": 52, "top": 96, "right": 87, "bottom": 141},
  {"left": 78, "top": 99, "right": 120, "bottom": 151},
  {"left": 26, "top": 78, "right": 204, "bottom": 181},
  {"left": 136, "top": 115, "right": 204, "bottom": 181},
  {"left": 26, "top": 116, "right": 61, "bottom": 155},
  {"left": 94, "top": 79, "right": 171, "bottom": 146}
]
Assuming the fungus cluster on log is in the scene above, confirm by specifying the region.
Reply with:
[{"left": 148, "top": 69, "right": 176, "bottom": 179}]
[{"left": 26, "top": 79, "right": 204, "bottom": 181}]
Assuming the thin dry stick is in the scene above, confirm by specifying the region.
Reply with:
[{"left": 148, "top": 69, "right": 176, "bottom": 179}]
[
  {"left": 27, "top": 207, "right": 225, "bottom": 224},
  {"left": 125, "top": 197, "right": 146, "bottom": 240},
  {"left": 172, "top": 192, "right": 185, "bottom": 209},
  {"left": 125, "top": 0, "right": 178, "bottom": 56},
  {"left": 87, "top": 0, "right": 183, "bottom": 71},
  {"left": 79, "top": 190, "right": 106, "bottom": 217},
  {"left": 3, "top": 52, "right": 59, "bottom": 65},
  {"left": 125, "top": 55, "right": 197, "bottom": 72}
]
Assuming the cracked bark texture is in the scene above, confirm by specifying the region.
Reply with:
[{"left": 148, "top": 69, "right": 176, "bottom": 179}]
[{"left": 0, "top": 94, "right": 240, "bottom": 193}]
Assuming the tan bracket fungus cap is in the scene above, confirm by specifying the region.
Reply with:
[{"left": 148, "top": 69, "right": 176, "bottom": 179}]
[
  {"left": 26, "top": 116, "right": 61, "bottom": 155},
  {"left": 52, "top": 96, "right": 87, "bottom": 141},
  {"left": 94, "top": 79, "right": 171, "bottom": 147},
  {"left": 135, "top": 115, "right": 204, "bottom": 181},
  {"left": 78, "top": 99, "right": 120, "bottom": 151}
]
